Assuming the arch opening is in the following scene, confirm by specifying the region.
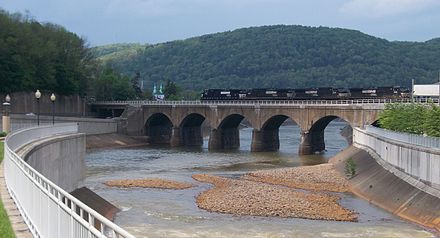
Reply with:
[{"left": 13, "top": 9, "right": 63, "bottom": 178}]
[
  {"left": 145, "top": 113, "right": 173, "bottom": 145},
  {"left": 179, "top": 113, "right": 206, "bottom": 147},
  {"left": 300, "top": 116, "right": 352, "bottom": 155},
  {"left": 252, "top": 115, "right": 299, "bottom": 152},
  {"left": 209, "top": 114, "right": 245, "bottom": 150}
]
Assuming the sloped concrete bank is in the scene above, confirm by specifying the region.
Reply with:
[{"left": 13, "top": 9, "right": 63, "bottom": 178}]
[
  {"left": 330, "top": 146, "right": 440, "bottom": 232},
  {"left": 86, "top": 133, "right": 148, "bottom": 150}
]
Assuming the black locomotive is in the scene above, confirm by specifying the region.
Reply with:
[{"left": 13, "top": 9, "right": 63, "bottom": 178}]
[{"left": 200, "top": 87, "right": 410, "bottom": 101}]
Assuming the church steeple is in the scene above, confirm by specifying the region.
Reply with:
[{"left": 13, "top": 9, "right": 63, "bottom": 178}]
[{"left": 153, "top": 84, "right": 157, "bottom": 95}]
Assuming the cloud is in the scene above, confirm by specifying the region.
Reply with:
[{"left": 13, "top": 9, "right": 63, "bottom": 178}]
[{"left": 340, "top": 0, "right": 440, "bottom": 18}]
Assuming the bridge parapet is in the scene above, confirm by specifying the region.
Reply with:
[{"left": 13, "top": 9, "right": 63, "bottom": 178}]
[{"left": 93, "top": 98, "right": 438, "bottom": 107}]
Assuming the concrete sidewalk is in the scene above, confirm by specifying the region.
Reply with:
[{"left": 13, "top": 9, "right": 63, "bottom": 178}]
[{"left": 0, "top": 161, "right": 32, "bottom": 238}]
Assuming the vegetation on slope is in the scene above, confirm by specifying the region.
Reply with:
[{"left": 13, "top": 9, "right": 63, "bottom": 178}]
[
  {"left": 0, "top": 9, "right": 142, "bottom": 100},
  {"left": 93, "top": 25, "right": 440, "bottom": 91},
  {"left": 378, "top": 103, "right": 440, "bottom": 137},
  {"left": 0, "top": 10, "right": 94, "bottom": 95}
]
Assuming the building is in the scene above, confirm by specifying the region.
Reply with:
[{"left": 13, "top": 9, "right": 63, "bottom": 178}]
[
  {"left": 413, "top": 83, "right": 440, "bottom": 100},
  {"left": 153, "top": 83, "right": 165, "bottom": 101}
]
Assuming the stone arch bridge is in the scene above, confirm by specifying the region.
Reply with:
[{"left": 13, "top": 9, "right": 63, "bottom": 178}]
[{"left": 96, "top": 101, "right": 384, "bottom": 155}]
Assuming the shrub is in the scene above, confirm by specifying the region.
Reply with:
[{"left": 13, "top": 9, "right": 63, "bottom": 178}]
[{"left": 345, "top": 157, "right": 356, "bottom": 178}]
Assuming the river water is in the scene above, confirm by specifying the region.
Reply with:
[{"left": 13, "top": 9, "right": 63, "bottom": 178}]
[{"left": 85, "top": 122, "right": 436, "bottom": 238}]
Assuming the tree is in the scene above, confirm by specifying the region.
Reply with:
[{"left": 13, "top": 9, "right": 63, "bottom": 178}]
[
  {"left": 378, "top": 103, "right": 440, "bottom": 137},
  {"left": 0, "top": 9, "right": 95, "bottom": 95},
  {"left": 91, "top": 68, "right": 135, "bottom": 100},
  {"left": 131, "top": 72, "right": 142, "bottom": 99},
  {"left": 163, "top": 80, "right": 182, "bottom": 100},
  {"left": 423, "top": 105, "right": 440, "bottom": 137}
]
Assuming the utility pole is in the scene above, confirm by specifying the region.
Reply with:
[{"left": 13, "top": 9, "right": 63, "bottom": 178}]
[{"left": 411, "top": 78, "right": 415, "bottom": 103}]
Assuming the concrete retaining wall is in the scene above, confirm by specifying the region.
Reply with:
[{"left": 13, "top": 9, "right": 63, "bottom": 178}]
[
  {"left": 330, "top": 146, "right": 440, "bottom": 231},
  {"left": 0, "top": 114, "right": 118, "bottom": 135},
  {"left": 17, "top": 133, "right": 86, "bottom": 193},
  {"left": 353, "top": 127, "right": 440, "bottom": 193}
]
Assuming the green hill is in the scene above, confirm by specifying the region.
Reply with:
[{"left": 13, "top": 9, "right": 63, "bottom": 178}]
[{"left": 93, "top": 25, "right": 440, "bottom": 91}]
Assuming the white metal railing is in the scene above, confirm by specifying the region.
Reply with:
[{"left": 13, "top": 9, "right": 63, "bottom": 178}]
[
  {"left": 93, "top": 98, "right": 439, "bottom": 106},
  {"left": 353, "top": 127, "right": 440, "bottom": 188},
  {"left": 3, "top": 124, "right": 135, "bottom": 238},
  {"left": 365, "top": 125, "right": 440, "bottom": 149}
]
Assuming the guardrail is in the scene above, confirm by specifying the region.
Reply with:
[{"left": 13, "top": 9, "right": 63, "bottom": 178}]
[
  {"left": 3, "top": 124, "right": 135, "bottom": 238},
  {"left": 353, "top": 127, "right": 440, "bottom": 190},
  {"left": 365, "top": 125, "right": 440, "bottom": 149},
  {"left": 92, "top": 98, "right": 438, "bottom": 106}
]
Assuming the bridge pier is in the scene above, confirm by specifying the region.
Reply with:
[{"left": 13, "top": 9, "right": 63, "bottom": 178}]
[
  {"left": 170, "top": 127, "right": 183, "bottom": 147},
  {"left": 181, "top": 126, "right": 203, "bottom": 146},
  {"left": 147, "top": 125, "right": 172, "bottom": 145},
  {"left": 251, "top": 129, "right": 280, "bottom": 152},
  {"left": 208, "top": 128, "right": 240, "bottom": 150},
  {"left": 299, "top": 131, "right": 325, "bottom": 155}
]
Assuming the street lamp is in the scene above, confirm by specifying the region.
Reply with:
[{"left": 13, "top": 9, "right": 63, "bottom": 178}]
[
  {"left": 35, "top": 89, "right": 41, "bottom": 126},
  {"left": 50, "top": 93, "right": 56, "bottom": 124},
  {"left": 2, "top": 94, "right": 11, "bottom": 133}
]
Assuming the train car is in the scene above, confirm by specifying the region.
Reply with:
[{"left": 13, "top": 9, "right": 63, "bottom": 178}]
[
  {"left": 293, "top": 88, "right": 335, "bottom": 100},
  {"left": 317, "top": 87, "right": 337, "bottom": 100},
  {"left": 349, "top": 88, "right": 377, "bottom": 99},
  {"left": 201, "top": 86, "right": 411, "bottom": 101},
  {"left": 335, "top": 88, "right": 351, "bottom": 99},
  {"left": 201, "top": 89, "right": 246, "bottom": 100},
  {"left": 245, "top": 89, "right": 296, "bottom": 100}
]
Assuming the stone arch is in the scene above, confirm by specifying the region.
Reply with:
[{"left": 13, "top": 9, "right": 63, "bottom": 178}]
[
  {"left": 208, "top": 113, "right": 247, "bottom": 150},
  {"left": 145, "top": 113, "right": 173, "bottom": 145},
  {"left": 300, "top": 115, "right": 351, "bottom": 154},
  {"left": 261, "top": 115, "right": 298, "bottom": 130},
  {"left": 218, "top": 114, "right": 246, "bottom": 129},
  {"left": 179, "top": 113, "right": 206, "bottom": 146},
  {"left": 251, "top": 115, "right": 299, "bottom": 152}
]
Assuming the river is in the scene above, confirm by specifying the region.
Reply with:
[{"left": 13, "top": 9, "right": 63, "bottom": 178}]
[{"left": 85, "top": 122, "right": 436, "bottom": 238}]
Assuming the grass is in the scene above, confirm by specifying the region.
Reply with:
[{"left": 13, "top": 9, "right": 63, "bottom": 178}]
[{"left": 0, "top": 142, "right": 16, "bottom": 238}]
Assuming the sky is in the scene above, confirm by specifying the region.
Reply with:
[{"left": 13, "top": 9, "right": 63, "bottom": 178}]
[{"left": 1, "top": 0, "right": 440, "bottom": 46}]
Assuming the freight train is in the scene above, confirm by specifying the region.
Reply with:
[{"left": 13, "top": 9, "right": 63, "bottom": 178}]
[{"left": 200, "top": 87, "right": 410, "bottom": 101}]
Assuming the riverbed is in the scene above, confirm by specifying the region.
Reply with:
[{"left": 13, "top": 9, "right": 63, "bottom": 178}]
[{"left": 85, "top": 122, "right": 436, "bottom": 238}]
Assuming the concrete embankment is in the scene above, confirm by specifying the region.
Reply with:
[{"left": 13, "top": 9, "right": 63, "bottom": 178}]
[
  {"left": 330, "top": 146, "right": 440, "bottom": 232},
  {"left": 86, "top": 133, "right": 148, "bottom": 150}
]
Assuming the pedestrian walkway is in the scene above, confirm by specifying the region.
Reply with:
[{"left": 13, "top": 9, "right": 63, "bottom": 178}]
[{"left": 0, "top": 161, "right": 32, "bottom": 238}]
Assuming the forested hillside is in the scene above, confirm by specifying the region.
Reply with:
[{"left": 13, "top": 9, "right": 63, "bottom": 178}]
[
  {"left": 0, "top": 10, "right": 140, "bottom": 100},
  {"left": 94, "top": 25, "right": 440, "bottom": 91},
  {"left": 0, "top": 10, "right": 95, "bottom": 95}
]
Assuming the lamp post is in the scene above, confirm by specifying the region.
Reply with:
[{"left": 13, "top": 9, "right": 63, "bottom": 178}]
[
  {"left": 2, "top": 94, "right": 11, "bottom": 133},
  {"left": 35, "top": 90, "right": 41, "bottom": 126},
  {"left": 50, "top": 93, "right": 56, "bottom": 124}
]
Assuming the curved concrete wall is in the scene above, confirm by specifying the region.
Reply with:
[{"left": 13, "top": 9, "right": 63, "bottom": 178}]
[
  {"left": 18, "top": 133, "right": 86, "bottom": 193},
  {"left": 353, "top": 127, "right": 440, "bottom": 197}
]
